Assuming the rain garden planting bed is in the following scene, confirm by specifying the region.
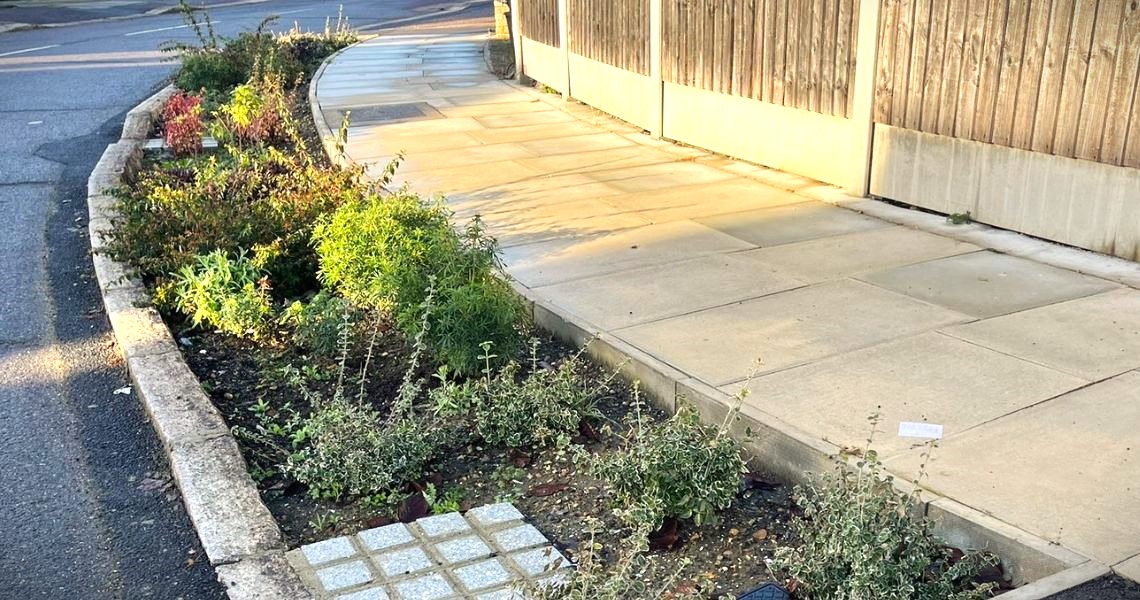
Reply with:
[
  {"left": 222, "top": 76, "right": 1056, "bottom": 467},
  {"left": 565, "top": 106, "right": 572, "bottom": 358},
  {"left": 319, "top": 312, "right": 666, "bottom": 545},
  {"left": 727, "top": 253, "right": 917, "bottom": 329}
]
[{"left": 99, "top": 5, "right": 1028, "bottom": 599}]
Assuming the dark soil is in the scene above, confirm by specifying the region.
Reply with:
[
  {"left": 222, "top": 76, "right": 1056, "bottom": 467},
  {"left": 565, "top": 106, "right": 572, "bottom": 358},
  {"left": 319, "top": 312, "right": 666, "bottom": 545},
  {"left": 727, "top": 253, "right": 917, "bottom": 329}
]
[
  {"left": 1044, "top": 575, "right": 1140, "bottom": 600},
  {"left": 179, "top": 325, "right": 793, "bottom": 598}
]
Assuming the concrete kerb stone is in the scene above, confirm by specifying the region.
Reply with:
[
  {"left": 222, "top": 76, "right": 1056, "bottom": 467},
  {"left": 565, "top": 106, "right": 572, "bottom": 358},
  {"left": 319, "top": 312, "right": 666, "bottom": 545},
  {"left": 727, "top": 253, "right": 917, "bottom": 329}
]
[
  {"left": 994, "top": 561, "right": 1112, "bottom": 600},
  {"left": 311, "top": 38, "right": 1097, "bottom": 596},
  {"left": 1115, "top": 554, "right": 1140, "bottom": 583},
  {"left": 90, "top": 84, "right": 311, "bottom": 598},
  {"left": 215, "top": 551, "right": 315, "bottom": 600},
  {"left": 925, "top": 497, "right": 1087, "bottom": 586},
  {"left": 169, "top": 435, "right": 284, "bottom": 565}
]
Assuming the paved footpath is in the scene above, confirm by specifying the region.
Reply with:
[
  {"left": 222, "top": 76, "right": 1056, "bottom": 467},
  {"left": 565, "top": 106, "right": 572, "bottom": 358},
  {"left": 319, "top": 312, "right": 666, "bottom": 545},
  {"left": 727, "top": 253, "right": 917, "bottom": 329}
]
[{"left": 313, "top": 31, "right": 1140, "bottom": 582}]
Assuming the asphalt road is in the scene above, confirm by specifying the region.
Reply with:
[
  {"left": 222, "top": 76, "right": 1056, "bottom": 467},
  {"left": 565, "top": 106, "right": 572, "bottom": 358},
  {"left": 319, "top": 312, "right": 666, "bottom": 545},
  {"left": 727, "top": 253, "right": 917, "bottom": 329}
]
[{"left": 0, "top": 1, "right": 491, "bottom": 597}]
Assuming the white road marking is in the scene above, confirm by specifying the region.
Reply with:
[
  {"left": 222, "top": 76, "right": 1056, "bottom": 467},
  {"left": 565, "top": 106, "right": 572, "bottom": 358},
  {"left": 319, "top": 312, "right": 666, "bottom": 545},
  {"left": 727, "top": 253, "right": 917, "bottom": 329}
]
[
  {"left": 0, "top": 44, "right": 60, "bottom": 57},
  {"left": 124, "top": 22, "right": 221, "bottom": 37}
]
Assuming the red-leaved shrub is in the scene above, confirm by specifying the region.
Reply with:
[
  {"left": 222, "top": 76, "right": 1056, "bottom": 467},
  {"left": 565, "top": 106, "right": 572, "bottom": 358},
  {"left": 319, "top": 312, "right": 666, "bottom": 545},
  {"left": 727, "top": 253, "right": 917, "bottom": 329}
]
[{"left": 162, "top": 92, "right": 205, "bottom": 156}]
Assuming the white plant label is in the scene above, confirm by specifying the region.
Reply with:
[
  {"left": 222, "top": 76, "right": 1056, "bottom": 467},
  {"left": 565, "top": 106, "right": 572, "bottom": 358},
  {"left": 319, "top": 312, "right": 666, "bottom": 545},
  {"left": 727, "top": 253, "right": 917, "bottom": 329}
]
[{"left": 898, "top": 422, "right": 943, "bottom": 439}]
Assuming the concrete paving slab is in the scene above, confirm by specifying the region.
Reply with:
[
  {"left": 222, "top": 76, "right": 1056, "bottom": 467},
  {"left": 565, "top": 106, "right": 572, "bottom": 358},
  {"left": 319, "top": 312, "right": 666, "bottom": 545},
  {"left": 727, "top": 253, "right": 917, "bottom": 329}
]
[
  {"left": 348, "top": 116, "right": 485, "bottom": 137},
  {"left": 723, "top": 331, "right": 1087, "bottom": 455},
  {"left": 616, "top": 280, "right": 972, "bottom": 385},
  {"left": 437, "top": 100, "right": 552, "bottom": 118},
  {"left": 859, "top": 251, "right": 1119, "bottom": 319},
  {"left": 1117, "top": 554, "right": 1140, "bottom": 583},
  {"left": 398, "top": 143, "right": 539, "bottom": 173},
  {"left": 385, "top": 160, "right": 541, "bottom": 197},
  {"left": 346, "top": 131, "right": 485, "bottom": 159},
  {"left": 466, "top": 121, "right": 601, "bottom": 144},
  {"left": 537, "top": 253, "right": 804, "bottom": 329},
  {"left": 501, "top": 221, "right": 755, "bottom": 288},
  {"left": 584, "top": 160, "right": 736, "bottom": 193},
  {"left": 943, "top": 289, "right": 1140, "bottom": 381},
  {"left": 475, "top": 110, "right": 578, "bottom": 128},
  {"left": 517, "top": 132, "right": 636, "bottom": 157},
  {"left": 887, "top": 371, "right": 1140, "bottom": 564},
  {"left": 697, "top": 201, "right": 890, "bottom": 246},
  {"left": 743, "top": 226, "right": 981, "bottom": 283},
  {"left": 606, "top": 178, "right": 809, "bottom": 222},
  {"left": 515, "top": 145, "right": 674, "bottom": 175},
  {"left": 480, "top": 198, "right": 652, "bottom": 247}
]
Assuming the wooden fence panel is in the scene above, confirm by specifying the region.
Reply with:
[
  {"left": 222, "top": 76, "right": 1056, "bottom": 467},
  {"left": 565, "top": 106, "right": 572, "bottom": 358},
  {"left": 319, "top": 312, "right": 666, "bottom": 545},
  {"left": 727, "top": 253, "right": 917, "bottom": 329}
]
[
  {"left": 662, "top": 0, "right": 859, "bottom": 118},
  {"left": 567, "top": 0, "right": 651, "bottom": 75},
  {"left": 876, "top": 0, "right": 1140, "bottom": 169},
  {"left": 519, "top": 0, "right": 560, "bottom": 47}
]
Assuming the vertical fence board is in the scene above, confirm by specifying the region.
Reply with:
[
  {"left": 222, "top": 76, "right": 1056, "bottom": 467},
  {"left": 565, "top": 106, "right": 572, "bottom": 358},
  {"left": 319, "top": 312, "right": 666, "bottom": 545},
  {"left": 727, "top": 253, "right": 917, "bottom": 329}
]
[
  {"left": 991, "top": 0, "right": 1031, "bottom": 147},
  {"left": 1103, "top": 3, "right": 1140, "bottom": 165},
  {"left": 1075, "top": 0, "right": 1124, "bottom": 161},
  {"left": 937, "top": 0, "right": 970, "bottom": 135},
  {"left": 1010, "top": 0, "right": 1052, "bottom": 149},
  {"left": 1053, "top": 1, "right": 1098, "bottom": 157},
  {"left": 1030, "top": 0, "right": 1072, "bottom": 153},
  {"left": 919, "top": 0, "right": 948, "bottom": 132}
]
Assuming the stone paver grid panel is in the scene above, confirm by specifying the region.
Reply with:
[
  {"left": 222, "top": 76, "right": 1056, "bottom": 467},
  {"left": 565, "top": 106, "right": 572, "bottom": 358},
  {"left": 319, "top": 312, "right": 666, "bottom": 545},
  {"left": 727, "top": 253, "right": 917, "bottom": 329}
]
[{"left": 292, "top": 502, "right": 570, "bottom": 598}]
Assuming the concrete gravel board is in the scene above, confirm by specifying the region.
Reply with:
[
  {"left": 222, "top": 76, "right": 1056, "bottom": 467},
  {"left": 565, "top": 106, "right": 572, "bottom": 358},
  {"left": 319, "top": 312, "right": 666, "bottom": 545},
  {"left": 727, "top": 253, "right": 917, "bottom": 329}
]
[
  {"left": 942, "top": 288, "right": 1140, "bottom": 380},
  {"left": 887, "top": 371, "right": 1140, "bottom": 564},
  {"left": 859, "top": 250, "right": 1119, "bottom": 318},
  {"left": 721, "top": 331, "right": 1088, "bottom": 455},
  {"left": 616, "top": 279, "right": 972, "bottom": 386}
]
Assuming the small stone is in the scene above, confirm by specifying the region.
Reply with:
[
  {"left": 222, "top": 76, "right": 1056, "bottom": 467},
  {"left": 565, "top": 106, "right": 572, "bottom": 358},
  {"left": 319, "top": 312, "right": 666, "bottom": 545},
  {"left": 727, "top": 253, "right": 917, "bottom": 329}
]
[
  {"left": 358, "top": 523, "right": 415, "bottom": 552},
  {"left": 301, "top": 536, "right": 357, "bottom": 565},
  {"left": 509, "top": 546, "right": 568, "bottom": 577},
  {"left": 315, "top": 560, "right": 373, "bottom": 592},
  {"left": 436, "top": 535, "right": 494, "bottom": 564},
  {"left": 753, "top": 528, "right": 769, "bottom": 542},
  {"left": 392, "top": 573, "right": 454, "bottom": 600},
  {"left": 452, "top": 557, "right": 515, "bottom": 591},
  {"left": 415, "top": 512, "right": 471, "bottom": 539},
  {"left": 374, "top": 545, "right": 434, "bottom": 577},
  {"left": 493, "top": 524, "right": 549, "bottom": 553},
  {"left": 729, "top": 528, "right": 740, "bottom": 536},
  {"left": 465, "top": 503, "right": 524, "bottom": 528}
]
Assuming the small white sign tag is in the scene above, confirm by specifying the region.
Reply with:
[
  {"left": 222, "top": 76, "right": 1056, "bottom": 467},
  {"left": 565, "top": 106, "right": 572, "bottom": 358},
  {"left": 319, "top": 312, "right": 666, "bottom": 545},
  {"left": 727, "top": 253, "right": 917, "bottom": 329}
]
[{"left": 898, "top": 422, "right": 943, "bottom": 439}]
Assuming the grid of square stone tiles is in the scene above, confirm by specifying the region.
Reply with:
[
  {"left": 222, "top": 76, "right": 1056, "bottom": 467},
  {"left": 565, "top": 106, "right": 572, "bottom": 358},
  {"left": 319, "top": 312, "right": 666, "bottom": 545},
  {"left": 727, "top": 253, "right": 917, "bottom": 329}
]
[{"left": 286, "top": 503, "right": 569, "bottom": 599}]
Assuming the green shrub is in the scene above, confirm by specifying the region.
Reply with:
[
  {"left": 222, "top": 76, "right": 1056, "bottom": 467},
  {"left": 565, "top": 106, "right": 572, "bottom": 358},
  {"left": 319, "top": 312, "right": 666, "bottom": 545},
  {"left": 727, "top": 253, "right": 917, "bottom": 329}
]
[
  {"left": 584, "top": 396, "right": 746, "bottom": 529},
  {"left": 105, "top": 145, "right": 367, "bottom": 296},
  {"left": 280, "top": 290, "right": 358, "bottom": 360},
  {"left": 278, "top": 12, "right": 358, "bottom": 73},
  {"left": 774, "top": 450, "right": 996, "bottom": 600},
  {"left": 522, "top": 520, "right": 707, "bottom": 600},
  {"left": 462, "top": 349, "right": 603, "bottom": 448},
  {"left": 286, "top": 397, "right": 445, "bottom": 500},
  {"left": 313, "top": 193, "right": 525, "bottom": 374},
  {"left": 215, "top": 72, "right": 293, "bottom": 146},
  {"left": 164, "top": 2, "right": 302, "bottom": 95},
  {"left": 172, "top": 250, "right": 272, "bottom": 337}
]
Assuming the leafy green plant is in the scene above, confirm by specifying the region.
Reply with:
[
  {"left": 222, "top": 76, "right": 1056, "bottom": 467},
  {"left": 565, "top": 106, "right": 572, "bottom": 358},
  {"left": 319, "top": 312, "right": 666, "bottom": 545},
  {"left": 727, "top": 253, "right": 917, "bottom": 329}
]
[
  {"left": 215, "top": 71, "right": 294, "bottom": 145},
  {"left": 455, "top": 342, "right": 605, "bottom": 449},
  {"left": 947, "top": 211, "right": 973, "bottom": 225},
  {"left": 423, "top": 483, "right": 464, "bottom": 515},
  {"left": 285, "top": 291, "right": 448, "bottom": 501},
  {"left": 774, "top": 440, "right": 997, "bottom": 600},
  {"left": 584, "top": 387, "right": 746, "bottom": 529},
  {"left": 277, "top": 8, "right": 358, "bottom": 73},
  {"left": 313, "top": 192, "right": 525, "bottom": 374},
  {"left": 172, "top": 250, "right": 272, "bottom": 337},
  {"left": 280, "top": 290, "right": 359, "bottom": 360},
  {"left": 105, "top": 143, "right": 369, "bottom": 296},
  {"left": 521, "top": 519, "right": 708, "bottom": 600},
  {"left": 161, "top": 91, "right": 205, "bottom": 156},
  {"left": 163, "top": 1, "right": 303, "bottom": 95}
]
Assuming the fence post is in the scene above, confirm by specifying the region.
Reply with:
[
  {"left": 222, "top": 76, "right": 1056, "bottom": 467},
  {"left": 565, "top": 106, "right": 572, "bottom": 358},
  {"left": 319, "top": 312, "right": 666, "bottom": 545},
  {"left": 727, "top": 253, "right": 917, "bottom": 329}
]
[
  {"left": 649, "top": 0, "right": 663, "bottom": 138},
  {"left": 557, "top": 0, "right": 570, "bottom": 99},
  {"left": 848, "top": 0, "right": 882, "bottom": 197},
  {"left": 509, "top": 0, "right": 523, "bottom": 81}
]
